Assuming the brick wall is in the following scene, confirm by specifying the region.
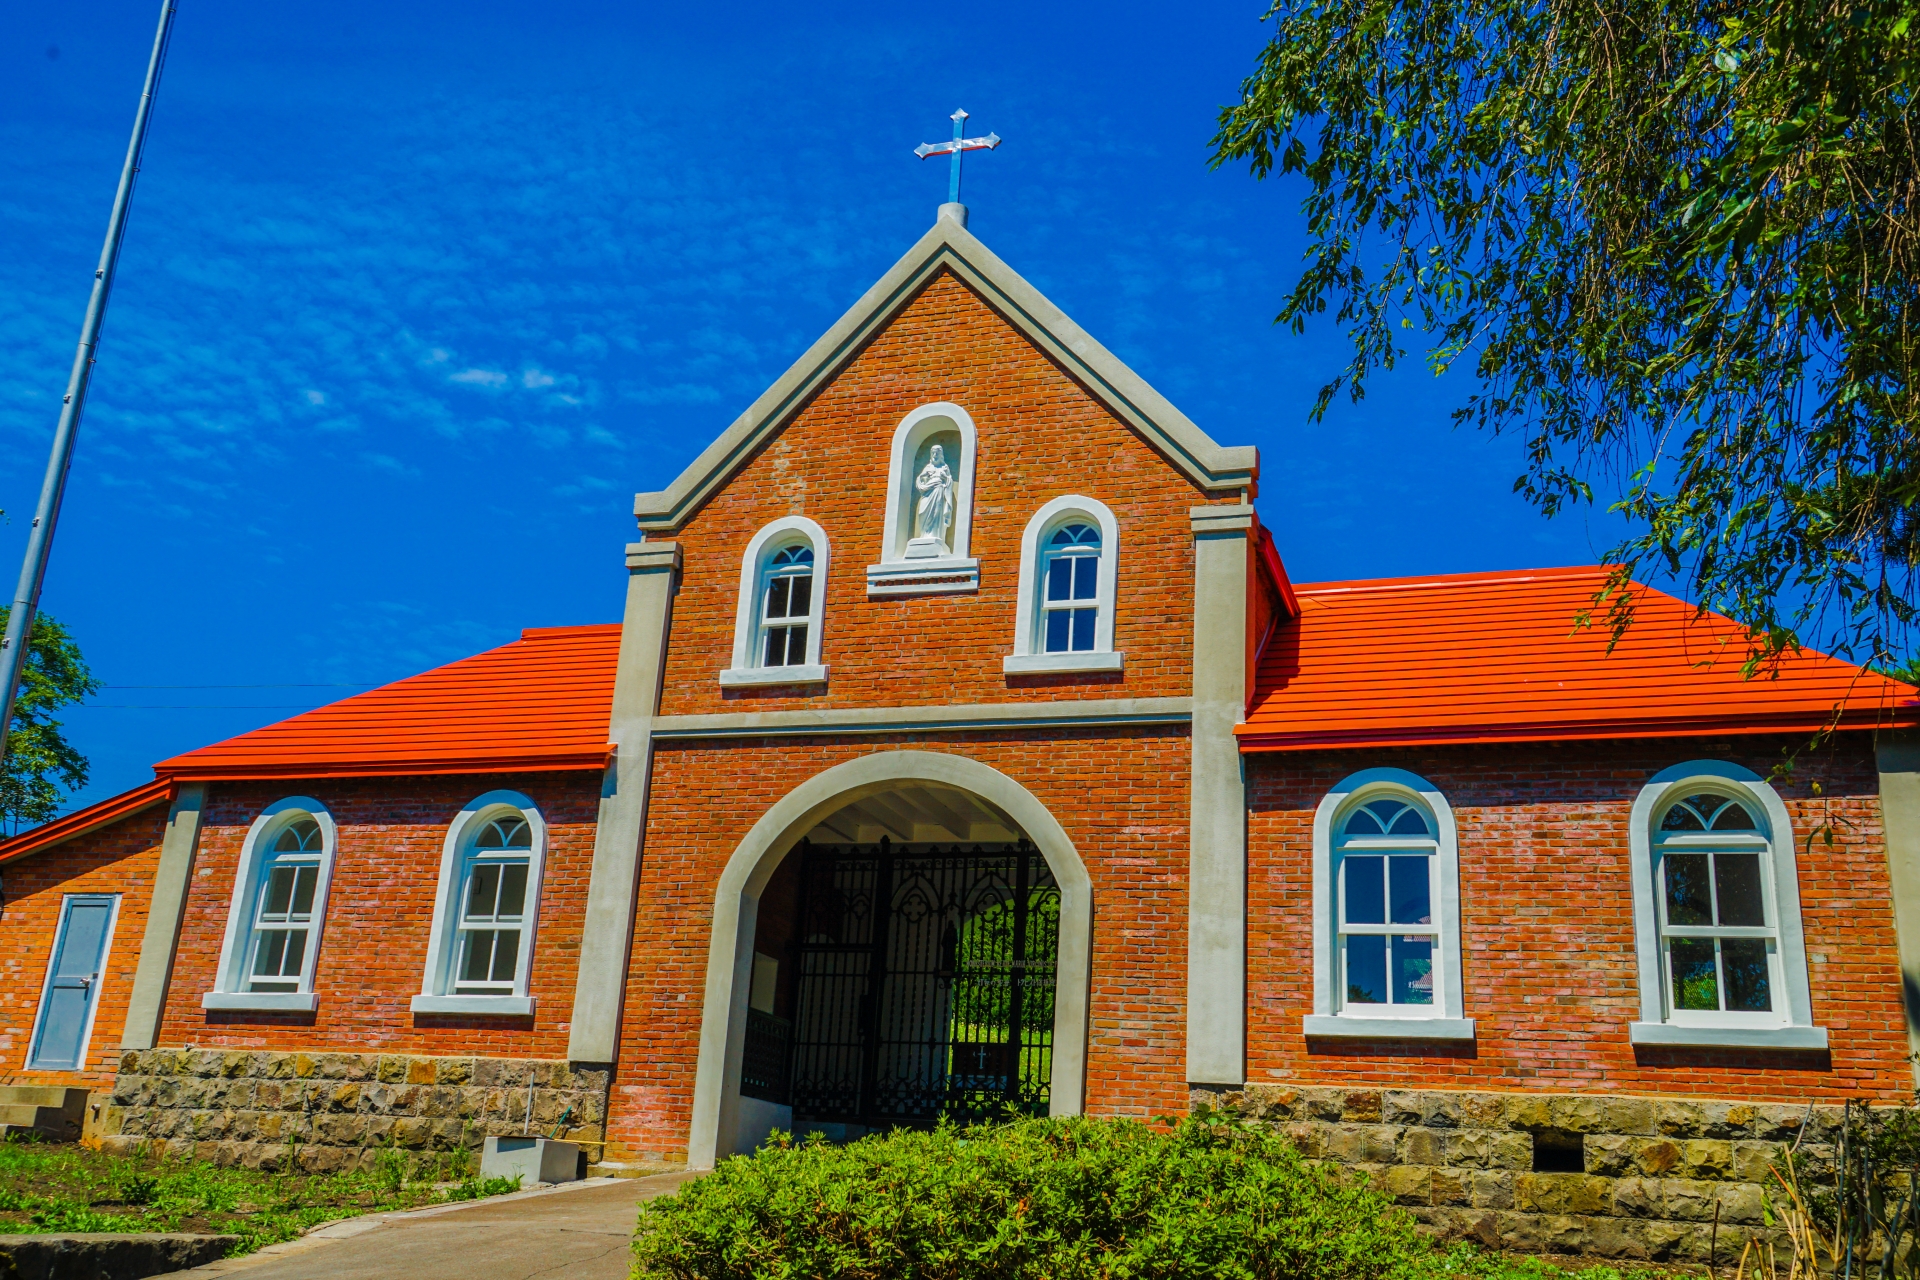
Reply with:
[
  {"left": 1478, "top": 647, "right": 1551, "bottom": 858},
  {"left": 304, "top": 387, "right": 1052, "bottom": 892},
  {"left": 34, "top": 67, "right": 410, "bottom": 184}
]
[
  {"left": 1245, "top": 733, "right": 1909, "bottom": 1102},
  {"left": 155, "top": 772, "right": 601, "bottom": 1059},
  {"left": 0, "top": 806, "right": 166, "bottom": 1087},
  {"left": 654, "top": 268, "right": 1230, "bottom": 716},
  {"left": 603, "top": 730, "right": 1194, "bottom": 1161}
]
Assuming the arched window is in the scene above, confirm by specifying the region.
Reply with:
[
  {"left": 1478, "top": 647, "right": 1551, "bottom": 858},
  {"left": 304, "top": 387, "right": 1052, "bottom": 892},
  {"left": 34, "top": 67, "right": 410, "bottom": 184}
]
[
  {"left": 1627, "top": 762, "right": 1824, "bottom": 1047},
  {"left": 413, "top": 791, "right": 548, "bottom": 1015},
  {"left": 204, "top": 798, "right": 338, "bottom": 1012},
  {"left": 1305, "top": 769, "right": 1471, "bottom": 1039},
  {"left": 1006, "top": 496, "right": 1122, "bottom": 674},
  {"left": 722, "top": 516, "right": 830, "bottom": 687}
]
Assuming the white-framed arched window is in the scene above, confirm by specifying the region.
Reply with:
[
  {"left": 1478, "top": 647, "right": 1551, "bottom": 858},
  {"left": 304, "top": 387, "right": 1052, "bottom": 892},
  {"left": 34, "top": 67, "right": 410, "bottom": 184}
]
[
  {"left": 1005, "top": 495, "right": 1122, "bottom": 674},
  {"left": 1303, "top": 768, "right": 1472, "bottom": 1040},
  {"left": 203, "top": 797, "right": 338, "bottom": 1013},
  {"left": 720, "top": 516, "right": 830, "bottom": 687},
  {"left": 1627, "top": 761, "right": 1825, "bottom": 1048},
  {"left": 413, "top": 790, "right": 549, "bottom": 1016},
  {"left": 866, "top": 401, "right": 980, "bottom": 596}
]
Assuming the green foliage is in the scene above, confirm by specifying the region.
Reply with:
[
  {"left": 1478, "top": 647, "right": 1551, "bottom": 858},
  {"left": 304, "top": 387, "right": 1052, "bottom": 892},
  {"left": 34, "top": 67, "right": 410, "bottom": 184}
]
[
  {"left": 444, "top": 1174, "right": 522, "bottom": 1202},
  {"left": 1212, "top": 0, "right": 1919, "bottom": 670},
  {"left": 631, "top": 1114, "right": 1432, "bottom": 1280},
  {"left": 0, "top": 604, "right": 101, "bottom": 836}
]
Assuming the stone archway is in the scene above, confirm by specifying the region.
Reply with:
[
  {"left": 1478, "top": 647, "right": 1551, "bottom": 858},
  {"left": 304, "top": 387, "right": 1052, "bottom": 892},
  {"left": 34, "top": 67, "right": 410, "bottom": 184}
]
[{"left": 686, "top": 750, "right": 1093, "bottom": 1168}]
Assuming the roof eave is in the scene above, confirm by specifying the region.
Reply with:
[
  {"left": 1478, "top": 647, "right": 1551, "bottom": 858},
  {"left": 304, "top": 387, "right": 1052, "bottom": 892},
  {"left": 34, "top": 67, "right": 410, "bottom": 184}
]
[
  {"left": 152, "top": 748, "right": 614, "bottom": 783},
  {"left": 632, "top": 216, "right": 1258, "bottom": 533},
  {"left": 0, "top": 778, "right": 174, "bottom": 865},
  {"left": 1236, "top": 707, "right": 1920, "bottom": 753}
]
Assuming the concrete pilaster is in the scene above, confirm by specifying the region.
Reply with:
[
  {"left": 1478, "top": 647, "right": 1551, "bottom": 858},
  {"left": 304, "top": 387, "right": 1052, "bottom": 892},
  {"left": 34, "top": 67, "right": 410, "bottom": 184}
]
[
  {"left": 1186, "top": 505, "right": 1252, "bottom": 1086},
  {"left": 1876, "top": 731, "right": 1920, "bottom": 1085},
  {"left": 120, "top": 784, "right": 205, "bottom": 1051},
  {"left": 566, "top": 541, "right": 680, "bottom": 1065}
]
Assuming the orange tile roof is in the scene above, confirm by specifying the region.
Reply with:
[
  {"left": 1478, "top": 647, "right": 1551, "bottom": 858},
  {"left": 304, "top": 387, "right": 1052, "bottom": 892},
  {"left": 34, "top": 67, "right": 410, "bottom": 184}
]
[
  {"left": 1239, "top": 566, "right": 1920, "bottom": 752},
  {"left": 152, "top": 624, "right": 621, "bottom": 781},
  {"left": 0, "top": 778, "right": 174, "bottom": 864}
]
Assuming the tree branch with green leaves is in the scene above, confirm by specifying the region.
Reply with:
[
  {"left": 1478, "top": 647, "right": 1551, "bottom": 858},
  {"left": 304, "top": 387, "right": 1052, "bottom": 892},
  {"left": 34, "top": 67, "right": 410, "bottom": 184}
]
[{"left": 0, "top": 604, "right": 100, "bottom": 837}]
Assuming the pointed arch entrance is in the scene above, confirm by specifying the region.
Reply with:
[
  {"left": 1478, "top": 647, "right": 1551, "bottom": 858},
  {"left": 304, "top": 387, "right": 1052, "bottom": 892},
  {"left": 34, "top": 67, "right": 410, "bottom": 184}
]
[{"left": 686, "top": 751, "right": 1093, "bottom": 1168}]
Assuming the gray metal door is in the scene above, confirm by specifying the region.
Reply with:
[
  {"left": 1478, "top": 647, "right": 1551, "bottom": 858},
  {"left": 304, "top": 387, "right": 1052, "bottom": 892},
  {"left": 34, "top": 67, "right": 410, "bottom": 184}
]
[{"left": 29, "top": 895, "right": 116, "bottom": 1070}]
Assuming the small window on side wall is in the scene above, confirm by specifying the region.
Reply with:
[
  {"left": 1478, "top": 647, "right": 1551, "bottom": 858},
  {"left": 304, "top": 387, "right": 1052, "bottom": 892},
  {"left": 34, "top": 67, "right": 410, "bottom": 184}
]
[
  {"left": 203, "top": 798, "right": 338, "bottom": 1012},
  {"left": 1005, "top": 496, "right": 1122, "bottom": 674},
  {"left": 721, "top": 516, "right": 830, "bottom": 687},
  {"left": 413, "top": 791, "right": 547, "bottom": 1016},
  {"left": 455, "top": 814, "right": 532, "bottom": 996}
]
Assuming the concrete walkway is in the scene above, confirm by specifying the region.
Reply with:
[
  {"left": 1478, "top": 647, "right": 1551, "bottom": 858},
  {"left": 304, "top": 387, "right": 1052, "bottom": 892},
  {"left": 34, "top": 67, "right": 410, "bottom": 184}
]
[{"left": 174, "top": 1171, "right": 697, "bottom": 1280}]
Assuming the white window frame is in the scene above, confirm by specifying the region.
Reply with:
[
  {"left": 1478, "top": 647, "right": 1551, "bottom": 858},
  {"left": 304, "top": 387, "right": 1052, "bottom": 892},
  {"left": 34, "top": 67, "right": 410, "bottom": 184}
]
[
  {"left": 1304, "top": 768, "right": 1473, "bottom": 1040},
  {"left": 26, "top": 892, "right": 122, "bottom": 1072},
  {"left": 720, "top": 516, "right": 830, "bottom": 687},
  {"left": 1627, "top": 760, "right": 1826, "bottom": 1048},
  {"left": 866, "top": 401, "right": 980, "bottom": 596},
  {"left": 412, "top": 790, "right": 548, "bottom": 1016},
  {"left": 203, "top": 797, "right": 338, "bottom": 1012},
  {"left": 1004, "top": 495, "right": 1123, "bottom": 674}
]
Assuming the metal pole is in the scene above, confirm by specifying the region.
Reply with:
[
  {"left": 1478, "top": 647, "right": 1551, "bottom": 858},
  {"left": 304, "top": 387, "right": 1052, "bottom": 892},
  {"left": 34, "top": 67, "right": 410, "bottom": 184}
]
[{"left": 0, "top": 0, "right": 176, "bottom": 768}]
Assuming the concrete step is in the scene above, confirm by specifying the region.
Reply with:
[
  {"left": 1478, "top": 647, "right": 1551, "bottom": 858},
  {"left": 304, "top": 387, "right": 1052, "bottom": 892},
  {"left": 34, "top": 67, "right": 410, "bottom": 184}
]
[
  {"left": 586, "top": 1161, "right": 687, "bottom": 1180},
  {"left": 0, "top": 1085, "right": 86, "bottom": 1109},
  {"left": 0, "top": 1085, "right": 87, "bottom": 1140},
  {"left": 0, "top": 1104, "right": 67, "bottom": 1129}
]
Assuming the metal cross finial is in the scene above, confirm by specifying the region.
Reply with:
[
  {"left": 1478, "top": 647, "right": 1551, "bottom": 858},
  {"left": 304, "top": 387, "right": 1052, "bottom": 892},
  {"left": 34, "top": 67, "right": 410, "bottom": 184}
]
[{"left": 914, "top": 108, "right": 1000, "bottom": 206}]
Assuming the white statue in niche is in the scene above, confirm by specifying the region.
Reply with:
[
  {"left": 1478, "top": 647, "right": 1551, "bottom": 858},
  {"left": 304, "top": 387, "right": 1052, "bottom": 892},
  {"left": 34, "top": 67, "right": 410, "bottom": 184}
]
[{"left": 906, "top": 443, "right": 956, "bottom": 558}]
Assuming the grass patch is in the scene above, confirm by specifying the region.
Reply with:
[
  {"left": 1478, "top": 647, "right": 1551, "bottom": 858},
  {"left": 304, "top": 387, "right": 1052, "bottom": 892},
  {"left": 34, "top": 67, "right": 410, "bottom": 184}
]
[{"left": 0, "top": 1132, "right": 521, "bottom": 1256}]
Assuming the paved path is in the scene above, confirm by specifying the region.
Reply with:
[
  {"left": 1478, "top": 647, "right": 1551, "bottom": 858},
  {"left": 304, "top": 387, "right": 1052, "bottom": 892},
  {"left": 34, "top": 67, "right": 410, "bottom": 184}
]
[{"left": 174, "top": 1172, "right": 697, "bottom": 1280}]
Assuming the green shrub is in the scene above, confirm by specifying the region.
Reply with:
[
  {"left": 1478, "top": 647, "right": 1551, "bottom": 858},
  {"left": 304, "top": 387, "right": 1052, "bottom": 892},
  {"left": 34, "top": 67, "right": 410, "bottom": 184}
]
[{"left": 631, "top": 1115, "right": 1433, "bottom": 1280}]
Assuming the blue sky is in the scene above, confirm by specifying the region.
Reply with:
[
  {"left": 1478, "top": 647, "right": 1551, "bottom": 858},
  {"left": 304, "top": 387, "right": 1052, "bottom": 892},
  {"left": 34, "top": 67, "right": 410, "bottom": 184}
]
[{"left": 3, "top": 0, "right": 1623, "bottom": 814}]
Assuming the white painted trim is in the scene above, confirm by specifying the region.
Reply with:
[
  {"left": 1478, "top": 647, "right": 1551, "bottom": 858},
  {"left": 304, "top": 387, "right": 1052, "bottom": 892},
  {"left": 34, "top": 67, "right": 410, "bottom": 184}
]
[
  {"left": 724, "top": 516, "right": 830, "bottom": 681},
  {"left": 419, "top": 791, "right": 549, "bottom": 1002},
  {"left": 1303, "top": 1015, "right": 1476, "bottom": 1041},
  {"left": 209, "top": 798, "right": 338, "bottom": 999},
  {"left": 26, "top": 892, "right": 122, "bottom": 1071},
  {"left": 1309, "top": 769, "right": 1466, "bottom": 1027},
  {"left": 719, "top": 664, "right": 828, "bottom": 688},
  {"left": 1009, "top": 495, "right": 1121, "bottom": 664},
  {"left": 410, "top": 994, "right": 536, "bottom": 1016},
  {"left": 1629, "top": 1021, "right": 1829, "bottom": 1049},
  {"left": 202, "top": 991, "right": 319, "bottom": 1013},
  {"left": 653, "top": 696, "right": 1191, "bottom": 739},
  {"left": 1003, "top": 652, "right": 1125, "bottom": 675},
  {"left": 869, "top": 402, "right": 979, "bottom": 594},
  {"left": 686, "top": 750, "right": 1093, "bottom": 1169},
  {"left": 1627, "top": 760, "right": 1821, "bottom": 1039}
]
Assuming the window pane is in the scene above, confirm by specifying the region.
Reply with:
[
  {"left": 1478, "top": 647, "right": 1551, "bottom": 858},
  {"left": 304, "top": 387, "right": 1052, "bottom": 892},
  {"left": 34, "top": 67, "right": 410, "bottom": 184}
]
[
  {"left": 766, "top": 576, "right": 791, "bottom": 618},
  {"left": 275, "top": 819, "right": 319, "bottom": 852},
  {"left": 1392, "top": 935, "right": 1434, "bottom": 1004},
  {"left": 1664, "top": 854, "right": 1712, "bottom": 925},
  {"left": 1072, "top": 555, "right": 1097, "bottom": 600},
  {"left": 788, "top": 574, "right": 812, "bottom": 617},
  {"left": 280, "top": 930, "right": 307, "bottom": 977},
  {"left": 253, "top": 930, "right": 289, "bottom": 976},
  {"left": 1389, "top": 855, "right": 1432, "bottom": 925},
  {"left": 763, "top": 626, "right": 784, "bottom": 667},
  {"left": 489, "top": 930, "right": 521, "bottom": 982},
  {"left": 497, "top": 819, "right": 529, "bottom": 848},
  {"left": 1343, "top": 807, "right": 1384, "bottom": 836},
  {"left": 785, "top": 624, "right": 808, "bottom": 665},
  {"left": 461, "top": 932, "right": 497, "bottom": 983},
  {"left": 1070, "top": 607, "right": 1095, "bottom": 652},
  {"left": 1344, "top": 856, "right": 1385, "bottom": 924},
  {"left": 498, "top": 864, "right": 529, "bottom": 919},
  {"left": 1711, "top": 800, "right": 1757, "bottom": 831},
  {"left": 1722, "top": 938, "right": 1772, "bottom": 1011},
  {"left": 1044, "top": 609, "right": 1071, "bottom": 653},
  {"left": 1662, "top": 801, "right": 1707, "bottom": 832},
  {"left": 465, "top": 864, "right": 501, "bottom": 919},
  {"left": 262, "top": 866, "right": 295, "bottom": 917},
  {"left": 1669, "top": 937, "right": 1720, "bottom": 1010},
  {"left": 1345, "top": 934, "right": 1386, "bottom": 1004},
  {"left": 1046, "top": 556, "right": 1073, "bottom": 602},
  {"left": 1714, "top": 853, "right": 1766, "bottom": 927},
  {"left": 1388, "top": 807, "right": 1429, "bottom": 837},
  {"left": 290, "top": 865, "right": 318, "bottom": 917}
]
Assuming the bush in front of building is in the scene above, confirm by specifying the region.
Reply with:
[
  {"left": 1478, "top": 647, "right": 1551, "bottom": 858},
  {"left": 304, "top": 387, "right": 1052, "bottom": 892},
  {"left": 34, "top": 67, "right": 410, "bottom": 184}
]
[{"left": 630, "top": 1113, "right": 1433, "bottom": 1280}]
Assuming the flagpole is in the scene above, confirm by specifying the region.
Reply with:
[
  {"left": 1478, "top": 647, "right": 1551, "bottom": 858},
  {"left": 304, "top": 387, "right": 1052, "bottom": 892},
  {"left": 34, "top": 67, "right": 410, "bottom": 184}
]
[{"left": 0, "top": 0, "right": 177, "bottom": 770}]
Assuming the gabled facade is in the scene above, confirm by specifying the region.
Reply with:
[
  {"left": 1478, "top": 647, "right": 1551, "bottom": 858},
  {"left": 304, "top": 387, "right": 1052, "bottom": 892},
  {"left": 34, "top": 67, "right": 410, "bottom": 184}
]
[{"left": 5, "top": 207, "right": 1920, "bottom": 1260}]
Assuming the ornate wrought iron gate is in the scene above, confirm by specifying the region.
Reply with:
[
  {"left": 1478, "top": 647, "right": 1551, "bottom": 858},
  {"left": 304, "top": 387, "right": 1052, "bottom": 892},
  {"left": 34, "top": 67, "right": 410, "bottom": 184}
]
[{"left": 779, "top": 838, "right": 1059, "bottom": 1128}]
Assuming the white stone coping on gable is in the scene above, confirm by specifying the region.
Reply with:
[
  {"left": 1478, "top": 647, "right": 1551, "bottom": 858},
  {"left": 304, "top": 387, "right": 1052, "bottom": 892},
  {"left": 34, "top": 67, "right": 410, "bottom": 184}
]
[
  {"left": 632, "top": 216, "right": 1258, "bottom": 534},
  {"left": 718, "top": 664, "right": 828, "bottom": 688},
  {"left": 1302, "top": 1015, "right": 1476, "bottom": 1041},
  {"left": 202, "top": 991, "right": 320, "bottom": 1013},
  {"left": 651, "top": 696, "right": 1191, "bottom": 739},
  {"left": 410, "top": 994, "right": 536, "bottom": 1017}
]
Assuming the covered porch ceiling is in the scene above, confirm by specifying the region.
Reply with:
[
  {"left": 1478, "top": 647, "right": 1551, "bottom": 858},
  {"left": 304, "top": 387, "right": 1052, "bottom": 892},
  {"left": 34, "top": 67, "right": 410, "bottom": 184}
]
[{"left": 803, "top": 782, "right": 1024, "bottom": 845}]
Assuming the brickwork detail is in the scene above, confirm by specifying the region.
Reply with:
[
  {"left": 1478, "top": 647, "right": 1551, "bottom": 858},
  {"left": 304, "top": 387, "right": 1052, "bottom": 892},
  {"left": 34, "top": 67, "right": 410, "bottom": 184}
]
[
  {"left": 1196, "top": 1084, "right": 1834, "bottom": 1262},
  {"left": 102, "top": 1048, "right": 610, "bottom": 1172}
]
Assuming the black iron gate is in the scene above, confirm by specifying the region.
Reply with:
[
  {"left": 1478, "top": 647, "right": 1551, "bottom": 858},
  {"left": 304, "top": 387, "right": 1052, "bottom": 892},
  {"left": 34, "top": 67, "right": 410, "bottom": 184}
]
[{"left": 776, "top": 838, "right": 1059, "bottom": 1128}]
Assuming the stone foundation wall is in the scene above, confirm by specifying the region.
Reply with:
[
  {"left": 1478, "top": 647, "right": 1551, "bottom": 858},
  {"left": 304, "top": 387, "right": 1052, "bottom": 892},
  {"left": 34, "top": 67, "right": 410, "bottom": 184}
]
[
  {"left": 1195, "top": 1085, "right": 1839, "bottom": 1262},
  {"left": 99, "top": 1049, "right": 613, "bottom": 1173}
]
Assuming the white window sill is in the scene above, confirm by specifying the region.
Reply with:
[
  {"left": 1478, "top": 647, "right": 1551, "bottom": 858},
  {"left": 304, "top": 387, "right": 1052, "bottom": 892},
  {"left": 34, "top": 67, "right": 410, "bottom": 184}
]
[
  {"left": 1303, "top": 1014, "right": 1476, "bottom": 1041},
  {"left": 411, "top": 994, "right": 536, "bottom": 1016},
  {"left": 1004, "top": 651, "right": 1125, "bottom": 675},
  {"left": 865, "top": 556, "right": 979, "bottom": 596},
  {"left": 1629, "top": 1021, "right": 1828, "bottom": 1050},
  {"left": 202, "top": 991, "right": 319, "bottom": 1012},
  {"left": 719, "top": 664, "right": 827, "bottom": 688}
]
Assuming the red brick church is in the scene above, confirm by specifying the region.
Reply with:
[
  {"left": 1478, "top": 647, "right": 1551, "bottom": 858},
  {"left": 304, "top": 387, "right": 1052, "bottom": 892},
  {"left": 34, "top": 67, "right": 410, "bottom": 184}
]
[{"left": 5, "top": 204, "right": 1918, "bottom": 1256}]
